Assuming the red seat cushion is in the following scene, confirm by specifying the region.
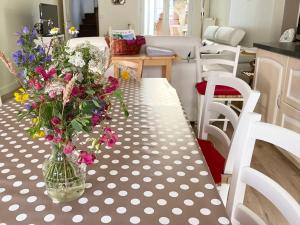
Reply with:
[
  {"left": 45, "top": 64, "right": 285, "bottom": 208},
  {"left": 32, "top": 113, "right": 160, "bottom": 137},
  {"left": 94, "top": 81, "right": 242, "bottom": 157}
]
[
  {"left": 196, "top": 81, "right": 241, "bottom": 96},
  {"left": 197, "top": 139, "right": 225, "bottom": 184}
]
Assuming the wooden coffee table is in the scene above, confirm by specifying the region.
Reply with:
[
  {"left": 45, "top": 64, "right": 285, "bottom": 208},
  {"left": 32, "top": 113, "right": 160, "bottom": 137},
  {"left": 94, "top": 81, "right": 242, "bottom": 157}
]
[{"left": 111, "top": 54, "right": 177, "bottom": 81}]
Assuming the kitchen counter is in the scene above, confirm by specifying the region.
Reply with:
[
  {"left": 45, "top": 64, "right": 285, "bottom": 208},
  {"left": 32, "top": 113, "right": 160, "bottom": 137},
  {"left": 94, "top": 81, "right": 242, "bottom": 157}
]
[{"left": 254, "top": 42, "right": 300, "bottom": 59}]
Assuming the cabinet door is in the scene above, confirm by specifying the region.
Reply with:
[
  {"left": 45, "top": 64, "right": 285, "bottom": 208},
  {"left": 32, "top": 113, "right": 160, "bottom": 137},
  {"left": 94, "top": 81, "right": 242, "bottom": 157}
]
[
  {"left": 282, "top": 57, "right": 300, "bottom": 111},
  {"left": 254, "top": 50, "right": 288, "bottom": 124},
  {"left": 276, "top": 102, "right": 300, "bottom": 168}
]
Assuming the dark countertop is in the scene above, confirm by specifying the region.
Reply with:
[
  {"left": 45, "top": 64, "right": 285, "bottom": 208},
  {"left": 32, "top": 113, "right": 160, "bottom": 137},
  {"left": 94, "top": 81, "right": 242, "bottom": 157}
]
[{"left": 254, "top": 42, "right": 300, "bottom": 59}]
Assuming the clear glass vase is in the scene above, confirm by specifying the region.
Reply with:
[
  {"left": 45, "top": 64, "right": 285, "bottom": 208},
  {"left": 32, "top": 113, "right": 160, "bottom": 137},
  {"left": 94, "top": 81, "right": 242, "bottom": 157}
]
[{"left": 42, "top": 145, "right": 86, "bottom": 203}]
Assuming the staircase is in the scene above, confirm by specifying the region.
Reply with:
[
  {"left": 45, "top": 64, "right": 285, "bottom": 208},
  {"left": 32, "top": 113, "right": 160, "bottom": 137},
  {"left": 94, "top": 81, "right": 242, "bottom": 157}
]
[{"left": 78, "top": 7, "right": 99, "bottom": 37}]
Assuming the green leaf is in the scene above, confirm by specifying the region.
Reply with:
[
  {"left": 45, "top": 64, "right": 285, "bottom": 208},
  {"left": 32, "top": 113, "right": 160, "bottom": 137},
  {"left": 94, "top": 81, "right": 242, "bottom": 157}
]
[
  {"left": 92, "top": 100, "right": 100, "bottom": 108},
  {"left": 86, "top": 89, "right": 95, "bottom": 95},
  {"left": 71, "top": 119, "right": 84, "bottom": 132},
  {"left": 113, "top": 89, "right": 123, "bottom": 99},
  {"left": 39, "top": 103, "right": 53, "bottom": 127}
]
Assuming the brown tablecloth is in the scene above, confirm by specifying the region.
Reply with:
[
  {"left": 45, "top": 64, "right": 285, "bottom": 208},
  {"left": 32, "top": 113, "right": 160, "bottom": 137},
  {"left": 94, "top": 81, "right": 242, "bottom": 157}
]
[{"left": 0, "top": 79, "right": 231, "bottom": 225}]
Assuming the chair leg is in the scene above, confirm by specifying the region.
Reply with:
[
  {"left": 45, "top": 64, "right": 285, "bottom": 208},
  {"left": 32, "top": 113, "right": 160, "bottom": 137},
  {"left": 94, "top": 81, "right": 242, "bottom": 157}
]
[
  {"left": 223, "top": 100, "right": 230, "bottom": 131},
  {"left": 197, "top": 95, "right": 204, "bottom": 138}
]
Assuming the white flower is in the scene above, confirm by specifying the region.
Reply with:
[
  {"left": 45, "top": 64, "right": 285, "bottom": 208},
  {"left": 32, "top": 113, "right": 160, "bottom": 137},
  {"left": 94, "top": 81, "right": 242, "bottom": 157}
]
[
  {"left": 50, "top": 27, "right": 59, "bottom": 35},
  {"left": 68, "top": 51, "right": 85, "bottom": 68},
  {"left": 44, "top": 80, "right": 65, "bottom": 96},
  {"left": 68, "top": 26, "right": 79, "bottom": 35},
  {"left": 76, "top": 73, "right": 84, "bottom": 83}
]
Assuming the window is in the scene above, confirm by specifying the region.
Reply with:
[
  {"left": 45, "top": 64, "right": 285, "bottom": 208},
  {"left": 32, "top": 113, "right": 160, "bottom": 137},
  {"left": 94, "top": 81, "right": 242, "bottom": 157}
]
[{"left": 143, "top": 0, "right": 190, "bottom": 36}]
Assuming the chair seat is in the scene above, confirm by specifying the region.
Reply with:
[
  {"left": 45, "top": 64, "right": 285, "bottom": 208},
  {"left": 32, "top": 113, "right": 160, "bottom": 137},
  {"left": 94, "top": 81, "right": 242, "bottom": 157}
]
[
  {"left": 197, "top": 139, "right": 225, "bottom": 184},
  {"left": 196, "top": 81, "right": 241, "bottom": 96}
]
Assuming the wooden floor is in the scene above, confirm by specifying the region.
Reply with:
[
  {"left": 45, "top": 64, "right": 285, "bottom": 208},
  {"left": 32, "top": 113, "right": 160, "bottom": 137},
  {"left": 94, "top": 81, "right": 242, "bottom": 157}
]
[
  {"left": 200, "top": 121, "right": 300, "bottom": 225},
  {"left": 245, "top": 140, "right": 300, "bottom": 225}
]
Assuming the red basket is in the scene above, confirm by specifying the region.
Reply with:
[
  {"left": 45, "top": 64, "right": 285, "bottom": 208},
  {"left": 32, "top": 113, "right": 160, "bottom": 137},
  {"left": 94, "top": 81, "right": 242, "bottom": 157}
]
[{"left": 105, "top": 36, "right": 146, "bottom": 55}]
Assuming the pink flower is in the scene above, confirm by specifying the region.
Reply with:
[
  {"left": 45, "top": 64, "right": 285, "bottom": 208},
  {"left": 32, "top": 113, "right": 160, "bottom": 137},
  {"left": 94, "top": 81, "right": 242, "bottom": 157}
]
[
  {"left": 51, "top": 116, "right": 61, "bottom": 126},
  {"left": 78, "top": 151, "right": 96, "bottom": 165},
  {"left": 91, "top": 113, "right": 101, "bottom": 126},
  {"left": 63, "top": 142, "right": 75, "bottom": 154},
  {"left": 29, "top": 79, "right": 43, "bottom": 90},
  {"left": 54, "top": 127, "right": 62, "bottom": 134},
  {"left": 99, "top": 127, "right": 118, "bottom": 148},
  {"left": 104, "top": 76, "right": 119, "bottom": 94},
  {"left": 35, "top": 66, "right": 56, "bottom": 81},
  {"left": 31, "top": 102, "right": 38, "bottom": 109},
  {"left": 48, "top": 91, "right": 56, "bottom": 98},
  {"left": 53, "top": 136, "right": 63, "bottom": 143},
  {"left": 64, "top": 72, "right": 73, "bottom": 82},
  {"left": 71, "top": 86, "right": 85, "bottom": 97},
  {"left": 45, "top": 134, "right": 54, "bottom": 141}
]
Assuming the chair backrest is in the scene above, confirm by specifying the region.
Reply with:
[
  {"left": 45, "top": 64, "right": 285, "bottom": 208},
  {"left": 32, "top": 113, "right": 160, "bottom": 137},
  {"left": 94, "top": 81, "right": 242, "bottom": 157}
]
[
  {"left": 200, "top": 75, "right": 260, "bottom": 174},
  {"left": 227, "top": 112, "right": 300, "bottom": 225},
  {"left": 197, "top": 44, "right": 241, "bottom": 82}
]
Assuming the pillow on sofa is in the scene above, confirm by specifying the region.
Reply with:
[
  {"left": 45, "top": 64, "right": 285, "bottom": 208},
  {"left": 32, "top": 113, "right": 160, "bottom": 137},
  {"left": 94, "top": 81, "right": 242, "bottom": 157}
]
[
  {"left": 203, "top": 26, "right": 219, "bottom": 41},
  {"left": 214, "top": 27, "right": 246, "bottom": 46},
  {"left": 146, "top": 46, "right": 175, "bottom": 57}
]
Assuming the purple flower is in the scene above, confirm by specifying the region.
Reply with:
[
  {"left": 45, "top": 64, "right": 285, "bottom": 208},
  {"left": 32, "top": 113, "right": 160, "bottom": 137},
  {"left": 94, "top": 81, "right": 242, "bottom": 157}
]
[
  {"left": 24, "top": 104, "right": 31, "bottom": 110},
  {"left": 28, "top": 54, "right": 36, "bottom": 62},
  {"left": 22, "top": 26, "right": 29, "bottom": 34},
  {"left": 36, "top": 45, "right": 45, "bottom": 55},
  {"left": 16, "top": 37, "right": 24, "bottom": 46},
  {"left": 17, "top": 70, "right": 25, "bottom": 78},
  {"left": 12, "top": 50, "right": 25, "bottom": 65},
  {"left": 31, "top": 29, "right": 38, "bottom": 38}
]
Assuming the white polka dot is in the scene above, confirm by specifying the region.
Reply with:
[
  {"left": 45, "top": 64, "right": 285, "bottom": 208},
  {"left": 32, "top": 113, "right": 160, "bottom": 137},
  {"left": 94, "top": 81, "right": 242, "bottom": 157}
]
[
  {"left": 205, "top": 184, "right": 214, "bottom": 189},
  {"left": 131, "top": 183, "right": 140, "bottom": 189},
  {"left": 200, "top": 171, "right": 208, "bottom": 176},
  {"left": 1, "top": 195, "right": 12, "bottom": 202},
  {"left": 195, "top": 192, "right": 205, "bottom": 198},
  {"left": 109, "top": 170, "right": 118, "bottom": 175},
  {"left": 143, "top": 177, "right": 152, "bottom": 182},
  {"left": 119, "top": 190, "right": 128, "bottom": 196},
  {"left": 200, "top": 208, "right": 211, "bottom": 215},
  {"left": 144, "top": 207, "right": 154, "bottom": 214},
  {"left": 188, "top": 217, "right": 200, "bottom": 225},
  {"left": 0, "top": 187, "right": 5, "bottom": 193},
  {"left": 120, "top": 177, "right": 129, "bottom": 182},
  {"left": 155, "top": 184, "right": 165, "bottom": 190},
  {"left": 107, "top": 183, "right": 117, "bottom": 189},
  {"left": 157, "top": 199, "right": 167, "bottom": 206},
  {"left": 172, "top": 208, "right": 182, "bottom": 215},
  {"left": 169, "top": 191, "right": 178, "bottom": 198},
  {"left": 88, "top": 170, "right": 96, "bottom": 175},
  {"left": 20, "top": 189, "right": 29, "bottom": 194},
  {"left": 35, "top": 205, "right": 46, "bottom": 212},
  {"left": 93, "top": 190, "right": 103, "bottom": 196},
  {"left": 190, "top": 178, "right": 199, "bottom": 183},
  {"left": 72, "top": 215, "right": 83, "bottom": 223},
  {"left": 116, "top": 207, "right": 127, "bottom": 214},
  {"left": 180, "top": 184, "right": 189, "bottom": 190},
  {"left": 131, "top": 198, "right": 140, "bottom": 205},
  {"left": 159, "top": 217, "right": 170, "bottom": 225},
  {"left": 9, "top": 204, "right": 19, "bottom": 211},
  {"left": 184, "top": 199, "right": 194, "bottom": 206},
  {"left": 27, "top": 196, "right": 37, "bottom": 203},
  {"left": 62, "top": 206, "right": 72, "bottom": 212},
  {"left": 85, "top": 183, "right": 92, "bottom": 189},
  {"left": 211, "top": 199, "right": 221, "bottom": 205},
  {"left": 101, "top": 215, "right": 112, "bottom": 223},
  {"left": 218, "top": 217, "right": 230, "bottom": 225},
  {"left": 89, "top": 206, "right": 99, "bottom": 213},
  {"left": 166, "top": 177, "right": 175, "bottom": 183},
  {"left": 78, "top": 197, "right": 88, "bottom": 204},
  {"left": 97, "top": 176, "right": 106, "bottom": 182},
  {"left": 13, "top": 181, "right": 22, "bottom": 187},
  {"left": 16, "top": 213, "right": 27, "bottom": 221},
  {"left": 130, "top": 216, "right": 140, "bottom": 224},
  {"left": 104, "top": 198, "right": 114, "bottom": 205},
  {"left": 44, "top": 214, "right": 55, "bottom": 222},
  {"left": 143, "top": 191, "right": 153, "bottom": 197}
]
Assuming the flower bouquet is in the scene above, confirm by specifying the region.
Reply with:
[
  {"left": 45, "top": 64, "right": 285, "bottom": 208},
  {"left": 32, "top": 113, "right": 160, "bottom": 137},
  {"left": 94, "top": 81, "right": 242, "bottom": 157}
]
[{"left": 0, "top": 26, "right": 128, "bottom": 202}]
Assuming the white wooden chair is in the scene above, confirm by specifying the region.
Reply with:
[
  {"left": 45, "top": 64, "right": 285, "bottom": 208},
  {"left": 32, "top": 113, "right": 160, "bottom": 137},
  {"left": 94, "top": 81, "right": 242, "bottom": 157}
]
[
  {"left": 112, "top": 60, "right": 141, "bottom": 80},
  {"left": 196, "top": 44, "right": 241, "bottom": 136},
  {"left": 227, "top": 112, "right": 300, "bottom": 225},
  {"left": 198, "top": 75, "right": 260, "bottom": 205}
]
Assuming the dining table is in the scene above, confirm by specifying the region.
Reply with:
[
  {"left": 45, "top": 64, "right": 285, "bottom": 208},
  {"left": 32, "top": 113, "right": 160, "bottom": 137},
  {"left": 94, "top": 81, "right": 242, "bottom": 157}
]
[{"left": 0, "top": 78, "right": 231, "bottom": 225}]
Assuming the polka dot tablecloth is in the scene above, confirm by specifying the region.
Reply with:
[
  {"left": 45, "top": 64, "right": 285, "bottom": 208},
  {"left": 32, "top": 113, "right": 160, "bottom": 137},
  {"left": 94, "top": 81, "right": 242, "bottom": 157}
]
[{"left": 0, "top": 79, "right": 231, "bottom": 225}]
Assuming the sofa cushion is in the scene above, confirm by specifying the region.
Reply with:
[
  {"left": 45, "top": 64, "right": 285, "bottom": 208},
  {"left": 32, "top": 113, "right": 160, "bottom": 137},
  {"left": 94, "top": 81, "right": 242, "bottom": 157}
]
[
  {"left": 203, "top": 26, "right": 219, "bottom": 41},
  {"left": 215, "top": 27, "right": 246, "bottom": 47}
]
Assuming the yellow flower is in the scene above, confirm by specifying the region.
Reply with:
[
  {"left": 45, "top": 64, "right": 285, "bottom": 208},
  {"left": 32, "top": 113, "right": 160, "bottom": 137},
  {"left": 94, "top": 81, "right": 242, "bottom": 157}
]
[
  {"left": 14, "top": 91, "right": 29, "bottom": 104},
  {"left": 32, "top": 117, "right": 39, "bottom": 125},
  {"left": 32, "top": 130, "right": 45, "bottom": 139},
  {"left": 68, "top": 26, "right": 79, "bottom": 35},
  {"left": 121, "top": 70, "right": 130, "bottom": 80},
  {"left": 50, "top": 27, "right": 59, "bottom": 35}
]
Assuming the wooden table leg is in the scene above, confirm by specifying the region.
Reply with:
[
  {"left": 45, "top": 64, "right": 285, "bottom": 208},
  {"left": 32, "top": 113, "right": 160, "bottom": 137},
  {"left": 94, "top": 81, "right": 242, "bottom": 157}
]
[
  {"left": 114, "top": 63, "right": 119, "bottom": 79},
  {"left": 136, "top": 60, "right": 143, "bottom": 80},
  {"left": 162, "top": 60, "right": 172, "bottom": 82}
]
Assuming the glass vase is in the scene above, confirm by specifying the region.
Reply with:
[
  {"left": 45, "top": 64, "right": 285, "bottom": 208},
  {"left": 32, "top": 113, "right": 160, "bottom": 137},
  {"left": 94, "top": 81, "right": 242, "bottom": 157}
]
[{"left": 42, "top": 145, "right": 86, "bottom": 203}]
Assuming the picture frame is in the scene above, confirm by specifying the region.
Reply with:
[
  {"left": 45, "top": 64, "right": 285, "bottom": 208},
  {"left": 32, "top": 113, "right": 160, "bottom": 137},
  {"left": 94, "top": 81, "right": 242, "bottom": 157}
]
[{"left": 112, "top": 0, "right": 126, "bottom": 5}]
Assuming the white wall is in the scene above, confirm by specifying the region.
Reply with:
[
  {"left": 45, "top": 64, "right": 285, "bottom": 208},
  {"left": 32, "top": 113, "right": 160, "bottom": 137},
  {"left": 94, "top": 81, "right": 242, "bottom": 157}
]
[
  {"left": 0, "top": 0, "right": 61, "bottom": 96},
  {"left": 98, "top": 0, "right": 142, "bottom": 36},
  {"left": 209, "top": 0, "right": 231, "bottom": 26}
]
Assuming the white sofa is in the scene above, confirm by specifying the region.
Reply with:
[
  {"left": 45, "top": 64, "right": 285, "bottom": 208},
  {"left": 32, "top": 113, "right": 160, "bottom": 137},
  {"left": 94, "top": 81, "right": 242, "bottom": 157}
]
[{"left": 202, "top": 26, "right": 255, "bottom": 80}]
